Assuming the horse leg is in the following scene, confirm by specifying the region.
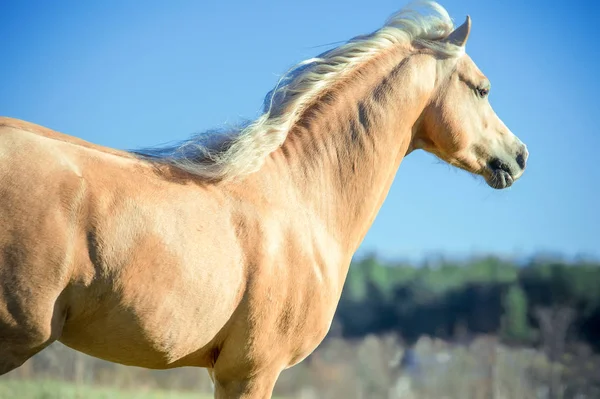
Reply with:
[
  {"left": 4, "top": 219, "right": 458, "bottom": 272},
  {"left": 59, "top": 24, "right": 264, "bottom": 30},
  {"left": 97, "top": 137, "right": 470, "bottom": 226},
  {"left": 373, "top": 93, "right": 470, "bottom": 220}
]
[
  {"left": 0, "top": 294, "right": 66, "bottom": 376},
  {"left": 213, "top": 373, "right": 280, "bottom": 399},
  {"left": 206, "top": 368, "right": 216, "bottom": 395},
  {"left": 212, "top": 366, "right": 281, "bottom": 399}
]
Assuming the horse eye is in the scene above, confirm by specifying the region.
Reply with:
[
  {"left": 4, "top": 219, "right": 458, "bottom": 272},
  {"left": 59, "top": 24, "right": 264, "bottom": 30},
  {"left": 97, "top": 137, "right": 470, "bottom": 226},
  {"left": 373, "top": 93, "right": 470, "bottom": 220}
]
[{"left": 476, "top": 87, "right": 489, "bottom": 98}]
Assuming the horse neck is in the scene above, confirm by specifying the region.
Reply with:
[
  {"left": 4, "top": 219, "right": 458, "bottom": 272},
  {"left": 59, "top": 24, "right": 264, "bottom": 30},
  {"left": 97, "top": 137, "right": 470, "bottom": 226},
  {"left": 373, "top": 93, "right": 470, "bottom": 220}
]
[{"left": 274, "top": 50, "right": 436, "bottom": 256}]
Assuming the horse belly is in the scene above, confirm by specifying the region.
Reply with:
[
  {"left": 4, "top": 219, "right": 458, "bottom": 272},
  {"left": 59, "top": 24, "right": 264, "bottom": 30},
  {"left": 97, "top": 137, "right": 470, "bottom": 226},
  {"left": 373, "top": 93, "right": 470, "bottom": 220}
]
[
  {"left": 60, "top": 275, "right": 238, "bottom": 369},
  {"left": 60, "top": 228, "right": 245, "bottom": 369},
  {"left": 61, "top": 236, "right": 242, "bottom": 368}
]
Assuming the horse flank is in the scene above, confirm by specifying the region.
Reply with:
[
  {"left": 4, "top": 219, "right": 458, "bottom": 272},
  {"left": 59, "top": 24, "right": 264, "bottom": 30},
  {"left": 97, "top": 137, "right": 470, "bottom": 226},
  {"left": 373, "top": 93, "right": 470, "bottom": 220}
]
[{"left": 133, "top": 1, "right": 464, "bottom": 181}]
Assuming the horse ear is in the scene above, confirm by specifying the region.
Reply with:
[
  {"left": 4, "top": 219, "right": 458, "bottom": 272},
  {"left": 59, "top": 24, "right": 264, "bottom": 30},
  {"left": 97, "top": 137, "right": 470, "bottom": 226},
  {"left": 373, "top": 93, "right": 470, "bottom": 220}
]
[{"left": 443, "top": 16, "right": 471, "bottom": 47}]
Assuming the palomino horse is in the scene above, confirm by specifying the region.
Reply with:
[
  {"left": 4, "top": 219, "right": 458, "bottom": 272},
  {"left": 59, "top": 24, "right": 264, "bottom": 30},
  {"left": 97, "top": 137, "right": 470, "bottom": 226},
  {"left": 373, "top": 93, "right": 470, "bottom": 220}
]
[{"left": 0, "top": 2, "right": 528, "bottom": 397}]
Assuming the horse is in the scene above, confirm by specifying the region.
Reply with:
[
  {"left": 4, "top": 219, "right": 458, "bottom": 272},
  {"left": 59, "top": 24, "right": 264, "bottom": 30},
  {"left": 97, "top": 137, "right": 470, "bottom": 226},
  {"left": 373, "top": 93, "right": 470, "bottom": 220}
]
[{"left": 0, "top": 2, "right": 528, "bottom": 397}]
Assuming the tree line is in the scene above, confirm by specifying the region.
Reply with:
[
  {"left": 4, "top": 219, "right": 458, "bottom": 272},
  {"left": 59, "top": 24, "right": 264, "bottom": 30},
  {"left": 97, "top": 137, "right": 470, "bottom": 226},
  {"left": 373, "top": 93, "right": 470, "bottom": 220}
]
[{"left": 334, "top": 254, "right": 600, "bottom": 352}]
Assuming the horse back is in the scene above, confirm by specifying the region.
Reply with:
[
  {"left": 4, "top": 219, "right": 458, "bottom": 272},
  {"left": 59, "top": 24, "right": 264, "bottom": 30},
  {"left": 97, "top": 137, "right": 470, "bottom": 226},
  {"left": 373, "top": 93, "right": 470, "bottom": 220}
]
[{"left": 0, "top": 117, "right": 134, "bottom": 159}]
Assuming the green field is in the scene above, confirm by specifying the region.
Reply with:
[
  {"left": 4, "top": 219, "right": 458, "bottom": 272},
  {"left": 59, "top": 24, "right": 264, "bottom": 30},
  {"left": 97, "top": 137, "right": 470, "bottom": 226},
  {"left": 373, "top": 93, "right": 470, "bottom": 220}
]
[{"left": 0, "top": 380, "right": 212, "bottom": 399}]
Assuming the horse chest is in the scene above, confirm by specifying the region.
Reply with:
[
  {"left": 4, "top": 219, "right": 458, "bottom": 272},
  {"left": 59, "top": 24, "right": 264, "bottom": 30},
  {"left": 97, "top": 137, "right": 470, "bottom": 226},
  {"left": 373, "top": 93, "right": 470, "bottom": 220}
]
[
  {"left": 251, "top": 265, "right": 341, "bottom": 366},
  {"left": 280, "top": 287, "right": 337, "bottom": 368}
]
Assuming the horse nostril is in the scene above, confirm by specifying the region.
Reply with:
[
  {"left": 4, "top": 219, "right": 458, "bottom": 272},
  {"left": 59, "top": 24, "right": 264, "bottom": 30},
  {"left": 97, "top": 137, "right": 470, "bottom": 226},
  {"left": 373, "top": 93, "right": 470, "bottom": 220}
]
[
  {"left": 516, "top": 151, "right": 527, "bottom": 170},
  {"left": 488, "top": 158, "right": 510, "bottom": 173}
]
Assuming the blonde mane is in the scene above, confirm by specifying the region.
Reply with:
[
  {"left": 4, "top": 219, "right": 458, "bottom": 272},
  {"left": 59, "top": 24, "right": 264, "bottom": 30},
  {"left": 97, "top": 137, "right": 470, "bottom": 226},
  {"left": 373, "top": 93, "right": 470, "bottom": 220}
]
[{"left": 134, "top": 1, "right": 463, "bottom": 180}]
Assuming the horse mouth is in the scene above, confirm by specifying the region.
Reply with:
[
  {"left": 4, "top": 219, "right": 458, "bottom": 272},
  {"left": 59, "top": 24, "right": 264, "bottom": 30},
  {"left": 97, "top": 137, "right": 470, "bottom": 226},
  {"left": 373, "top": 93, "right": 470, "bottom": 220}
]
[
  {"left": 484, "top": 158, "right": 515, "bottom": 189},
  {"left": 485, "top": 169, "right": 514, "bottom": 189}
]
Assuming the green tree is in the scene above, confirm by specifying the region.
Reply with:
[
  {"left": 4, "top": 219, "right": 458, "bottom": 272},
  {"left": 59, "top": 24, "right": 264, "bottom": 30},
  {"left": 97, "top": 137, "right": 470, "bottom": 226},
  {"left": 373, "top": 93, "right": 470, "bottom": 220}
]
[{"left": 501, "top": 284, "right": 535, "bottom": 343}]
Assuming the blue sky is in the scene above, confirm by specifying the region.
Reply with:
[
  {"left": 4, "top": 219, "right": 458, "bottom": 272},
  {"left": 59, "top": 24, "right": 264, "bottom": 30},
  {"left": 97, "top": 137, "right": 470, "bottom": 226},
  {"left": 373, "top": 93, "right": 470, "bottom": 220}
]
[{"left": 1, "top": 0, "right": 598, "bottom": 262}]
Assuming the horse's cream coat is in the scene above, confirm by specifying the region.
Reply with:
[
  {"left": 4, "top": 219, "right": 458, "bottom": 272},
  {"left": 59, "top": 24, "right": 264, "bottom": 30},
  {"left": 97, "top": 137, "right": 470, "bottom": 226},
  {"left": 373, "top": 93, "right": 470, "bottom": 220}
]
[{"left": 0, "top": 3, "right": 527, "bottom": 397}]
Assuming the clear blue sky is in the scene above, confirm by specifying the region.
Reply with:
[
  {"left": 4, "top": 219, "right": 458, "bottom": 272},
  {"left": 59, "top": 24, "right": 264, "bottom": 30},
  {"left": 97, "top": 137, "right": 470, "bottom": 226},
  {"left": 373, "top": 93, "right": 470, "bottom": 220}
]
[{"left": 1, "top": 0, "right": 598, "bottom": 262}]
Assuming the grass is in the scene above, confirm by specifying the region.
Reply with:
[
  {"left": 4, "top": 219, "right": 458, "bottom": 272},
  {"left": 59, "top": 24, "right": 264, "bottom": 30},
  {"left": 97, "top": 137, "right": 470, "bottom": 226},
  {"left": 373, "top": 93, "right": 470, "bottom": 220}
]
[{"left": 0, "top": 379, "right": 212, "bottom": 399}]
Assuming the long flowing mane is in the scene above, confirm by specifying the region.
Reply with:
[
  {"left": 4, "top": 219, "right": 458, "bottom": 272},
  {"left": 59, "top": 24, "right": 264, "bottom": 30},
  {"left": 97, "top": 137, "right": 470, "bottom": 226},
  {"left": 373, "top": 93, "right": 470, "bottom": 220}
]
[{"left": 133, "top": 1, "right": 463, "bottom": 181}]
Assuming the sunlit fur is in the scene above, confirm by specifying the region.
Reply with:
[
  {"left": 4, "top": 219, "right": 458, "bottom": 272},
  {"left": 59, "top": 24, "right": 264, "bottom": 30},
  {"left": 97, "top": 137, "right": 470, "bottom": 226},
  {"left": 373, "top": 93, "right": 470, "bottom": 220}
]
[
  {"left": 134, "top": 1, "right": 464, "bottom": 181},
  {"left": 0, "top": 2, "right": 528, "bottom": 397}
]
